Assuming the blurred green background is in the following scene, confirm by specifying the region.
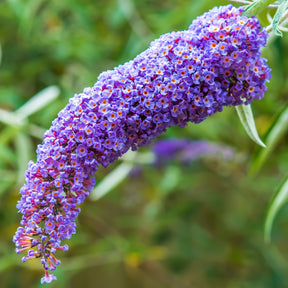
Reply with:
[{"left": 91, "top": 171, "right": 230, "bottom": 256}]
[{"left": 1, "top": 0, "right": 288, "bottom": 287}]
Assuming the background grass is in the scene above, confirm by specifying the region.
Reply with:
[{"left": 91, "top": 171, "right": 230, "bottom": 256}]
[{"left": 1, "top": 0, "right": 288, "bottom": 287}]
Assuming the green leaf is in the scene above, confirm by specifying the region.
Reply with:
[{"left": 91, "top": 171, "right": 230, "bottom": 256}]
[
  {"left": 15, "top": 85, "right": 60, "bottom": 120},
  {"left": 272, "top": 0, "right": 288, "bottom": 37},
  {"left": 27, "top": 123, "right": 46, "bottom": 140},
  {"left": 14, "top": 132, "right": 33, "bottom": 185},
  {"left": 18, "top": 0, "right": 46, "bottom": 36},
  {"left": 235, "top": 104, "right": 266, "bottom": 147},
  {"left": 0, "top": 108, "right": 24, "bottom": 126},
  {"left": 89, "top": 150, "right": 155, "bottom": 201},
  {"left": 6, "top": 0, "right": 24, "bottom": 17},
  {"left": 243, "top": 0, "right": 276, "bottom": 17},
  {"left": 251, "top": 106, "right": 288, "bottom": 175},
  {"left": 265, "top": 175, "right": 288, "bottom": 243},
  {"left": 243, "top": 1, "right": 258, "bottom": 17},
  {"left": 160, "top": 166, "right": 180, "bottom": 196},
  {"left": 0, "top": 86, "right": 60, "bottom": 128},
  {"left": 90, "top": 162, "right": 134, "bottom": 201}
]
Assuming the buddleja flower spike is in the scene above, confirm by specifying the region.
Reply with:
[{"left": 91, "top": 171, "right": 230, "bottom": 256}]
[{"left": 13, "top": 4, "right": 271, "bottom": 284}]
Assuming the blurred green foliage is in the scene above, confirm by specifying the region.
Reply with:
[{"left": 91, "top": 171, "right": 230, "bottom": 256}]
[{"left": 1, "top": 0, "right": 288, "bottom": 287}]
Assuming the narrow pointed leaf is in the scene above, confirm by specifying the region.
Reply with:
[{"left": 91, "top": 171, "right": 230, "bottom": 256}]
[
  {"left": 14, "top": 132, "right": 33, "bottom": 185},
  {"left": 251, "top": 106, "right": 288, "bottom": 175},
  {"left": 0, "top": 108, "right": 23, "bottom": 126},
  {"left": 243, "top": 0, "right": 276, "bottom": 17},
  {"left": 90, "top": 162, "right": 134, "bottom": 201},
  {"left": 272, "top": 0, "right": 288, "bottom": 36},
  {"left": 235, "top": 104, "right": 266, "bottom": 147},
  {"left": 15, "top": 85, "right": 60, "bottom": 119},
  {"left": 265, "top": 175, "right": 288, "bottom": 243},
  {"left": 243, "top": 1, "right": 258, "bottom": 16}
]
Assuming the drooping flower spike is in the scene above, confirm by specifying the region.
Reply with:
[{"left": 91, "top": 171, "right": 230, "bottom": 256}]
[{"left": 13, "top": 4, "right": 271, "bottom": 283}]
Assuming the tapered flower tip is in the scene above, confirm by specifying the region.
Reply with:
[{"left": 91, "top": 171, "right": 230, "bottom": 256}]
[{"left": 41, "top": 272, "right": 57, "bottom": 284}]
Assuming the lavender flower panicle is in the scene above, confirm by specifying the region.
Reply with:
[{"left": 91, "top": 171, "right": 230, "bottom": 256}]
[
  {"left": 13, "top": 4, "right": 271, "bottom": 283},
  {"left": 152, "top": 139, "right": 235, "bottom": 164}
]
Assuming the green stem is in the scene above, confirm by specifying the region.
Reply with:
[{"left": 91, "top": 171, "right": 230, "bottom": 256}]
[{"left": 242, "top": 0, "right": 276, "bottom": 17}]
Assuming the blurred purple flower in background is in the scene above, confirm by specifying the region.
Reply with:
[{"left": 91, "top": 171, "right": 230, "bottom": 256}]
[{"left": 152, "top": 139, "right": 235, "bottom": 165}]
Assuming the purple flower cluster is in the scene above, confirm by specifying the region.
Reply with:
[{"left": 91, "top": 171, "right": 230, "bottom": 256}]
[
  {"left": 13, "top": 4, "right": 271, "bottom": 284},
  {"left": 152, "top": 139, "right": 235, "bottom": 165}
]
